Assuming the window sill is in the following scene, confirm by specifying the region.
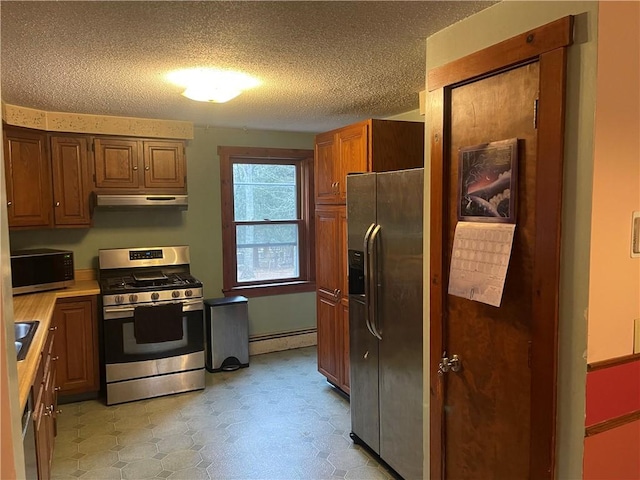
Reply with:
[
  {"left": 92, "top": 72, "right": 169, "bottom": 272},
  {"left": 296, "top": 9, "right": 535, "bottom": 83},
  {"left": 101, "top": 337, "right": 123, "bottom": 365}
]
[{"left": 223, "top": 281, "right": 317, "bottom": 298}]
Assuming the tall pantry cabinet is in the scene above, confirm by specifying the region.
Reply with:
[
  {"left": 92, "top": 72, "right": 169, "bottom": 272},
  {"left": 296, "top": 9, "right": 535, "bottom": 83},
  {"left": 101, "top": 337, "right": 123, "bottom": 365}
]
[{"left": 314, "top": 119, "right": 424, "bottom": 394}]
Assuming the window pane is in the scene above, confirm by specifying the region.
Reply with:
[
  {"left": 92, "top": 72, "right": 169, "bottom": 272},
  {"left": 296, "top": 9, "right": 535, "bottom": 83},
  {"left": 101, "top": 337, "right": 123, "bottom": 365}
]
[
  {"left": 236, "top": 224, "right": 299, "bottom": 282},
  {"left": 233, "top": 164, "right": 297, "bottom": 221}
]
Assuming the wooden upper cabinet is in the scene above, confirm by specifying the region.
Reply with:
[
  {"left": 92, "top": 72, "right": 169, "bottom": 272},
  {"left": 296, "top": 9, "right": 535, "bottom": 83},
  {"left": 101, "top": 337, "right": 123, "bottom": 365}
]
[
  {"left": 314, "top": 119, "right": 424, "bottom": 205},
  {"left": 143, "top": 141, "right": 185, "bottom": 189},
  {"left": 3, "top": 127, "right": 52, "bottom": 228},
  {"left": 93, "top": 138, "right": 140, "bottom": 190},
  {"left": 337, "top": 123, "right": 367, "bottom": 201},
  {"left": 314, "top": 131, "right": 337, "bottom": 204},
  {"left": 50, "top": 135, "right": 92, "bottom": 226},
  {"left": 93, "top": 137, "right": 186, "bottom": 193}
]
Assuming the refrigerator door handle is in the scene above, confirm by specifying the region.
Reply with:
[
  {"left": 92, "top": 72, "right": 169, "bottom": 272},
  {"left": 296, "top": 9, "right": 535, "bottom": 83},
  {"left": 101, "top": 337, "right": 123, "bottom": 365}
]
[
  {"left": 363, "top": 223, "right": 377, "bottom": 338},
  {"left": 368, "top": 224, "right": 383, "bottom": 340}
]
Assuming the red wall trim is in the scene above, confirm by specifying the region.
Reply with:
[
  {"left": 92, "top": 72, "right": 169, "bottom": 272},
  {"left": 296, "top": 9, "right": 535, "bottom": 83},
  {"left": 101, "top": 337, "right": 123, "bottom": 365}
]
[{"left": 585, "top": 358, "right": 640, "bottom": 427}]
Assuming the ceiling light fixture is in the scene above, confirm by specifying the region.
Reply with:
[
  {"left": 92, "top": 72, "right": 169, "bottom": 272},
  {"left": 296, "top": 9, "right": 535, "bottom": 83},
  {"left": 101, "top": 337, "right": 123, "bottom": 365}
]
[{"left": 167, "top": 68, "right": 260, "bottom": 103}]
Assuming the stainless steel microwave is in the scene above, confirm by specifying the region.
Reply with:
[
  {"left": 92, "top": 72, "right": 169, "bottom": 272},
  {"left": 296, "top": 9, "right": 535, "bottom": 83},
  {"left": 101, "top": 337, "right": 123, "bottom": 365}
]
[{"left": 10, "top": 249, "right": 75, "bottom": 295}]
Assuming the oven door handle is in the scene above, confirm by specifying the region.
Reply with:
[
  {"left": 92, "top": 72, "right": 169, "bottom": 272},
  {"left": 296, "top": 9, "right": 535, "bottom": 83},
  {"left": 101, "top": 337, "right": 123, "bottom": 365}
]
[{"left": 103, "top": 299, "right": 203, "bottom": 320}]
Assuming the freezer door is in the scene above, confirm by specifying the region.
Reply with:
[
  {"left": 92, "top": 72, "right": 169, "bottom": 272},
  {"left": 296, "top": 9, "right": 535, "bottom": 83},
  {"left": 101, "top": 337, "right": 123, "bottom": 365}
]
[
  {"left": 376, "top": 168, "right": 424, "bottom": 480},
  {"left": 348, "top": 295, "right": 380, "bottom": 453},
  {"left": 346, "top": 173, "right": 376, "bottom": 254}
]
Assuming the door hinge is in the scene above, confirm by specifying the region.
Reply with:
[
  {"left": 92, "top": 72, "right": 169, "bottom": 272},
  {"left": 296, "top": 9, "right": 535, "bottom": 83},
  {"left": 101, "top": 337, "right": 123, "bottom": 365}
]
[{"left": 533, "top": 98, "right": 539, "bottom": 129}]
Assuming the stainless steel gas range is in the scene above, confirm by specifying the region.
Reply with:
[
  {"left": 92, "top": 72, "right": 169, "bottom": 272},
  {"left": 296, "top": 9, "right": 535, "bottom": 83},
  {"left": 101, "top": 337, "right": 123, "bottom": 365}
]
[{"left": 98, "top": 246, "right": 205, "bottom": 405}]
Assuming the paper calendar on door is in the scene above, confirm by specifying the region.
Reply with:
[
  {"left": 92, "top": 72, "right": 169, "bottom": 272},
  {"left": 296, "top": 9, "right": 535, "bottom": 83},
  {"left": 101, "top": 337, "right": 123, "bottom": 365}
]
[{"left": 448, "top": 222, "right": 516, "bottom": 307}]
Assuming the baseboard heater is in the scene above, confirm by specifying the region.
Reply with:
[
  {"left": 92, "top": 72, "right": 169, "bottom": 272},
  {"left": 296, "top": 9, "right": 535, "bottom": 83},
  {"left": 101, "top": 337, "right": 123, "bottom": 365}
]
[{"left": 249, "top": 328, "right": 317, "bottom": 355}]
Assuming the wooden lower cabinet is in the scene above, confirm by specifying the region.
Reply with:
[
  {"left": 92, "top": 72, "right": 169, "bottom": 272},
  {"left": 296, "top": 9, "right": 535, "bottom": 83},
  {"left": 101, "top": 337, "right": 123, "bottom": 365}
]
[
  {"left": 316, "top": 205, "right": 351, "bottom": 393},
  {"left": 34, "top": 325, "right": 57, "bottom": 480},
  {"left": 339, "top": 299, "right": 350, "bottom": 394},
  {"left": 53, "top": 296, "right": 99, "bottom": 395},
  {"left": 316, "top": 292, "right": 351, "bottom": 393},
  {"left": 317, "top": 292, "right": 341, "bottom": 386}
]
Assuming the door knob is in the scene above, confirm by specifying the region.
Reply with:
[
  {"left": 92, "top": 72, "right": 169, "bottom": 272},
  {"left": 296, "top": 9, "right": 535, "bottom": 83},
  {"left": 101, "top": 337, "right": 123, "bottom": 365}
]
[{"left": 438, "top": 353, "right": 462, "bottom": 376}]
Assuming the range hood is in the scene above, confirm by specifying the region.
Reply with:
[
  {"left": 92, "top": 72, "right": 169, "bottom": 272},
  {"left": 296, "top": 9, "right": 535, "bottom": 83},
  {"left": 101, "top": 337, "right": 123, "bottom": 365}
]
[{"left": 96, "top": 194, "right": 188, "bottom": 209}]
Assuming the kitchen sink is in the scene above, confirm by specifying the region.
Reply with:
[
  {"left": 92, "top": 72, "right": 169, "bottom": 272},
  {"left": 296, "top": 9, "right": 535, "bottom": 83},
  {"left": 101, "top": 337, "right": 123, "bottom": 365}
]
[{"left": 14, "top": 321, "right": 38, "bottom": 361}]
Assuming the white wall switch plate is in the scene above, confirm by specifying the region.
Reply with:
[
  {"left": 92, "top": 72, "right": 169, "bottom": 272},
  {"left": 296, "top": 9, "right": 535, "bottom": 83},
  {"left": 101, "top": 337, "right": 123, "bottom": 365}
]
[
  {"left": 635, "top": 319, "right": 640, "bottom": 354},
  {"left": 632, "top": 211, "right": 640, "bottom": 258}
]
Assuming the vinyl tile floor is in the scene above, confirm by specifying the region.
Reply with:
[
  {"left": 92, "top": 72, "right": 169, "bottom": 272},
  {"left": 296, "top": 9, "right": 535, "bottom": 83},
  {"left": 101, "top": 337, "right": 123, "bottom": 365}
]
[{"left": 51, "top": 346, "right": 395, "bottom": 480}]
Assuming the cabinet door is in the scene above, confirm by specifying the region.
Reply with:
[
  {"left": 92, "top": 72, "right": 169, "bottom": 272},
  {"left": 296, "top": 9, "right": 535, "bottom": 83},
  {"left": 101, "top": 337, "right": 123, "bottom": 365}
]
[
  {"left": 3, "top": 127, "right": 52, "bottom": 228},
  {"left": 340, "top": 299, "right": 350, "bottom": 394},
  {"left": 337, "top": 123, "right": 368, "bottom": 202},
  {"left": 53, "top": 297, "right": 99, "bottom": 395},
  {"left": 143, "top": 141, "right": 186, "bottom": 190},
  {"left": 34, "top": 398, "right": 50, "bottom": 480},
  {"left": 93, "top": 138, "right": 140, "bottom": 189},
  {"left": 314, "top": 131, "right": 339, "bottom": 204},
  {"left": 317, "top": 292, "right": 341, "bottom": 385},
  {"left": 50, "top": 135, "right": 92, "bottom": 226},
  {"left": 315, "top": 206, "right": 341, "bottom": 296}
]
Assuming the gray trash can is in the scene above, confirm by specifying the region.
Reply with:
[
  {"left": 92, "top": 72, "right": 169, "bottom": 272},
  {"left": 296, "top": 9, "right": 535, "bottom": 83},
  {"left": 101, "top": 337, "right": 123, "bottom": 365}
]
[{"left": 204, "top": 296, "right": 249, "bottom": 373}]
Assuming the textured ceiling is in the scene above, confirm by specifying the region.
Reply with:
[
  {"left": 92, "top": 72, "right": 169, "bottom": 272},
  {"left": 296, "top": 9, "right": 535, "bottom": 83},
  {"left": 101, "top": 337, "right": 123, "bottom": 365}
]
[{"left": 1, "top": 1, "right": 497, "bottom": 133}]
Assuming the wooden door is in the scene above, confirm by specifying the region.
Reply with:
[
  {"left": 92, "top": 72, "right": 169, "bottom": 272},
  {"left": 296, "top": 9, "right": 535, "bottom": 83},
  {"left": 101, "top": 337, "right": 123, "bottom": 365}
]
[
  {"left": 337, "top": 123, "right": 367, "bottom": 201},
  {"left": 3, "top": 127, "right": 52, "bottom": 228},
  {"left": 53, "top": 297, "right": 99, "bottom": 395},
  {"left": 447, "top": 63, "right": 538, "bottom": 479},
  {"left": 314, "top": 131, "right": 338, "bottom": 204},
  {"left": 93, "top": 138, "right": 140, "bottom": 190},
  {"left": 316, "top": 205, "right": 342, "bottom": 384},
  {"left": 50, "top": 135, "right": 91, "bottom": 226},
  {"left": 317, "top": 293, "right": 341, "bottom": 385},
  {"left": 143, "top": 141, "right": 185, "bottom": 190},
  {"left": 429, "top": 18, "right": 571, "bottom": 480}
]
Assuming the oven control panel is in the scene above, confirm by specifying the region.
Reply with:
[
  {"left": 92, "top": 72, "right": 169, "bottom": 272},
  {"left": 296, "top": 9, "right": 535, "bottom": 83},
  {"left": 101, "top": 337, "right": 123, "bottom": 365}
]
[{"left": 130, "top": 249, "right": 163, "bottom": 261}]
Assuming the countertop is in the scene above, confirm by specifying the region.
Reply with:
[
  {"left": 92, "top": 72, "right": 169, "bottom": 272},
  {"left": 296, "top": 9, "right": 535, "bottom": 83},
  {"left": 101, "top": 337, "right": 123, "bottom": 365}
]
[{"left": 13, "top": 280, "right": 101, "bottom": 410}]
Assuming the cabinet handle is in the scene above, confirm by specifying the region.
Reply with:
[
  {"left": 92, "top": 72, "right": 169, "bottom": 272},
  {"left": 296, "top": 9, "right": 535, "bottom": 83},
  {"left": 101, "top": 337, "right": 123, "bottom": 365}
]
[
  {"left": 54, "top": 387, "right": 61, "bottom": 392},
  {"left": 52, "top": 356, "right": 59, "bottom": 361},
  {"left": 55, "top": 409, "right": 63, "bottom": 415},
  {"left": 7, "top": 201, "right": 11, "bottom": 207},
  {"left": 55, "top": 202, "right": 60, "bottom": 207},
  {"left": 49, "top": 326, "right": 58, "bottom": 331},
  {"left": 133, "top": 165, "right": 138, "bottom": 171},
  {"left": 43, "top": 406, "right": 51, "bottom": 416},
  {"left": 145, "top": 165, "right": 150, "bottom": 171}
]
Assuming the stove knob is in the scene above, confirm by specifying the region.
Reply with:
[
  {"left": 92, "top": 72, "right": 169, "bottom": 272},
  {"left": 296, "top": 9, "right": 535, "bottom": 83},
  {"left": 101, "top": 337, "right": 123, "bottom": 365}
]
[
  {"left": 172, "top": 291, "right": 180, "bottom": 298},
  {"left": 129, "top": 294, "right": 138, "bottom": 303},
  {"left": 185, "top": 290, "right": 193, "bottom": 297},
  {"left": 115, "top": 295, "right": 124, "bottom": 305},
  {"left": 151, "top": 292, "right": 160, "bottom": 301}
]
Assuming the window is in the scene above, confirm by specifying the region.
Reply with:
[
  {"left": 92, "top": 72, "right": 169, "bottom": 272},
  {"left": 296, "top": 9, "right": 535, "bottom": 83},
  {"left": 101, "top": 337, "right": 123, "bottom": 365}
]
[{"left": 218, "top": 146, "right": 315, "bottom": 297}]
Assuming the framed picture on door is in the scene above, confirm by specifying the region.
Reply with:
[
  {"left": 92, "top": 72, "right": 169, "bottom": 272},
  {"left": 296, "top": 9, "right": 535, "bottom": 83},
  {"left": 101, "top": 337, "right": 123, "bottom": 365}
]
[{"left": 458, "top": 138, "right": 518, "bottom": 223}]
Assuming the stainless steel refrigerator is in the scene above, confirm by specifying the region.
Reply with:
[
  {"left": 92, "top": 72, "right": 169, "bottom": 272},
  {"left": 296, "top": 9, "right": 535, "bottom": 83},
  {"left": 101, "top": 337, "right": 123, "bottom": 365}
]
[{"left": 347, "top": 168, "right": 423, "bottom": 480}]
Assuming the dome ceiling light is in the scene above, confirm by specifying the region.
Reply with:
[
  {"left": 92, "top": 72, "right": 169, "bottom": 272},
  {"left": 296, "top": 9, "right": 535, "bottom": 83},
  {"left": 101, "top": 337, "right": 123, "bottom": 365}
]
[{"left": 167, "top": 68, "right": 260, "bottom": 103}]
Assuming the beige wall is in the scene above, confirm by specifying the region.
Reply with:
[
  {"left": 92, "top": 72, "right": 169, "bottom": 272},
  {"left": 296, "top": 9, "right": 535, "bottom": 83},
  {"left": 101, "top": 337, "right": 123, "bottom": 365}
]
[
  {"left": 587, "top": 0, "right": 640, "bottom": 363},
  {"left": 424, "top": 2, "right": 599, "bottom": 478}
]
